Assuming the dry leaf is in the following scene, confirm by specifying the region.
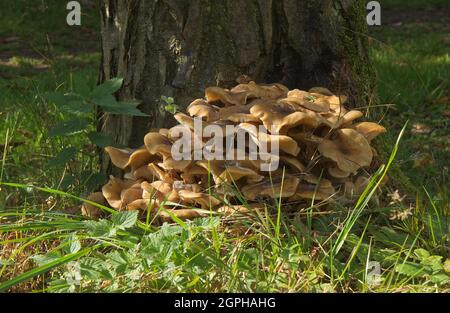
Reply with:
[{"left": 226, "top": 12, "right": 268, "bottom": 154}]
[
  {"left": 413, "top": 153, "right": 434, "bottom": 168},
  {"left": 434, "top": 96, "right": 450, "bottom": 104},
  {"left": 411, "top": 123, "right": 431, "bottom": 135}
]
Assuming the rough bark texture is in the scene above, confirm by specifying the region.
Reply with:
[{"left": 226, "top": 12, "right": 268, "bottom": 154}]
[{"left": 99, "top": 0, "right": 375, "bottom": 173}]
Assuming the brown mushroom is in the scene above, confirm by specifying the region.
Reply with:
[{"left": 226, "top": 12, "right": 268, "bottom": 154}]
[
  {"left": 205, "top": 87, "right": 248, "bottom": 106},
  {"left": 280, "top": 155, "right": 306, "bottom": 173},
  {"left": 104, "top": 147, "right": 133, "bottom": 170},
  {"left": 144, "top": 132, "right": 172, "bottom": 158},
  {"left": 159, "top": 209, "right": 205, "bottom": 221},
  {"left": 250, "top": 100, "right": 324, "bottom": 134},
  {"left": 81, "top": 192, "right": 106, "bottom": 218},
  {"left": 104, "top": 146, "right": 155, "bottom": 171},
  {"left": 230, "top": 81, "right": 289, "bottom": 99},
  {"left": 318, "top": 128, "right": 373, "bottom": 173},
  {"left": 327, "top": 166, "right": 351, "bottom": 178},
  {"left": 101, "top": 176, "right": 144, "bottom": 210},
  {"left": 308, "top": 86, "right": 334, "bottom": 96},
  {"left": 217, "top": 204, "right": 261, "bottom": 216},
  {"left": 187, "top": 100, "right": 219, "bottom": 122},
  {"left": 196, "top": 160, "right": 263, "bottom": 184},
  {"left": 283, "top": 89, "right": 330, "bottom": 112},
  {"left": 219, "top": 103, "right": 260, "bottom": 123},
  {"left": 350, "top": 122, "right": 387, "bottom": 142},
  {"left": 237, "top": 123, "right": 300, "bottom": 156},
  {"left": 242, "top": 176, "right": 300, "bottom": 200},
  {"left": 291, "top": 176, "right": 336, "bottom": 201},
  {"left": 178, "top": 190, "right": 221, "bottom": 210}
]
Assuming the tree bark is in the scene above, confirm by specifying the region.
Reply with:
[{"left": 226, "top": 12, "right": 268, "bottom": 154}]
[{"left": 98, "top": 0, "right": 375, "bottom": 173}]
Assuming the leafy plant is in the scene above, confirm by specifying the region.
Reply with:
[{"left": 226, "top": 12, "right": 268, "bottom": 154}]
[
  {"left": 395, "top": 248, "right": 450, "bottom": 285},
  {"left": 161, "top": 95, "right": 179, "bottom": 114},
  {"left": 45, "top": 78, "right": 148, "bottom": 168}
]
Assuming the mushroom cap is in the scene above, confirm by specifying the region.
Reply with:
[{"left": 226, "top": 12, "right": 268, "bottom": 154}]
[
  {"left": 179, "top": 163, "right": 209, "bottom": 183},
  {"left": 159, "top": 128, "right": 170, "bottom": 137},
  {"left": 283, "top": 89, "right": 330, "bottom": 112},
  {"left": 172, "top": 181, "right": 202, "bottom": 193},
  {"left": 242, "top": 176, "right": 300, "bottom": 200},
  {"left": 237, "top": 123, "right": 300, "bottom": 156},
  {"left": 205, "top": 87, "right": 247, "bottom": 106},
  {"left": 230, "top": 81, "right": 289, "bottom": 99},
  {"left": 159, "top": 209, "right": 205, "bottom": 221},
  {"left": 328, "top": 166, "right": 351, "bottom": 178},
  {"left": 250, "top": 100, "right": 323, "bottom": 134},
  {"left": 293, "top": 181, "right": 336, "bottom": 200},
  {"left": 132, "top": 165, "right": 156, "bottom": 181},
  {"left": 178, "top": 190, "right": 221, "bottom": 209},
  {"left": 217, "top": 204, "right": 261, "bottom": 216},
  {"left": 173, "top": 112, "right": 198, "bottom": 130},
  {"left": 280, "top": 155, "right": 306, "bottom": 173},
  {"left": 186, "top": 98, "right": 209, "bottom": 110},
  {"left": 150, "top": 180, "right": 179, "bottom": 202},
  {"left": 104, "top": 146, "right": 133, "bottom": 169},
  {"left": 318, "top": 128, "right": 373, "bottom": 173},
  {"left": 217, "top": 165, "right": 264, "bottom": 184},
  {"left": 351, "top": 122, "right": 387, "bottom": 142},
  {"left": 120, "top": 187, "right": 144, "bottom": 208},
  {"left": 308, "top": 86, "right": 334, "bottom": 96},
  {"left": 81, "top": 192, "right": 106, "bottom": 218},
  {"left": 187, "top": 101, "right": 219, "bottom": 122},
  {"left": 102, "top": 176, "right": 143, "bottom": 210},
  {"left": 219, "top": 103, "right": 260, "bottom": 123},
  {"left": 102, "top": 176, "right": 132, "bottom": 209},
  {"left": 126, "top": 148, "right": 154, "bottom": 170},
  {"left": 126, "top": 198, "right": 158, "bottom": 211},
  {"left": 144, "top": 132, "right": 172, "bottom": 158},
  {"left": 320, "top": 110, "right": 363, "bottom": 129}
]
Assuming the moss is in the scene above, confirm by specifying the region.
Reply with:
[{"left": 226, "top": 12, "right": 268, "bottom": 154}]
[{"left": 338, "top": 0, "right": 377, "bottom": 114}]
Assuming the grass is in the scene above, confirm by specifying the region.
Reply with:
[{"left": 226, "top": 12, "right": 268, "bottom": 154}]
[{"left": 0, "top": 1, "right": 449, "bottom": 292}]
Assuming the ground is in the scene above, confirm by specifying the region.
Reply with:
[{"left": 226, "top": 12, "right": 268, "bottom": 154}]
[{"left": 0, "top": 0, "right": 448, "bottom": 292}]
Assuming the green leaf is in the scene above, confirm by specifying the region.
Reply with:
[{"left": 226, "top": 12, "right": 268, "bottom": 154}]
[
  {"left": 112, "top": 211, "right": 138, "bottom": 230},
  {"left": 94, "top": 95, "right": 148, "bottom": 117},
  {"left": 60, "top": 100, "right": 93, "bottom": 114},
  {"left": 32, "top": 252, "right": 62, "bottom": 266},
  {"left": 421, "top": 255, "right": 443, "bottom": 272},
  {"left": 48, "top": 119, "right": 89, "bottom": 137},
  {"left": 87, "top": 132, "right": 113, "bottom": 148},
  {"left": 430, "top": 273, "right": 450, "bottom": 284},
  {"left": 84, "top": 219, "right": 116, "bottom": 237},
  {"left": 0, "top": 247, "right": 97, "bottom": 292},
  {"left": 444, "top": 259, "right": 450, "bottom": 273},
  {"left": 414, "top": 248, "right": 430, "bottom": 261},
  {"left": 91, "top": 78, "right": 123, "bottom": 99},
  {"left": 47, "top": 147, "right": 77, "bottom": 167},
  {"left": 164, "top": 104, "right": 177, "bottom": 114},
  {"left": 46, "top": 92, "right": 83, "bottom": 106},
  {"left": 161, "top": 95, "right": 174, "bottom": 104},
  {"left": 91, "top": 94, "right": 117, "bottom": 107},
  {"left": 62, "top": 234, "right": 81, "bottom": 254},
  {"left": 395, "top": 262, "right": 423, "bottom": 277}
]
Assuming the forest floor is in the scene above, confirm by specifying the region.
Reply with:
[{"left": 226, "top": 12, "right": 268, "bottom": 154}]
[{"left": 0, "top": 1, "right": 448, "bottom": 292}]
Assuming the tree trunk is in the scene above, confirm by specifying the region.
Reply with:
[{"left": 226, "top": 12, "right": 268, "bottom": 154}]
[{"left": 98, "top": 0, "right": 375, "bottom": 173}]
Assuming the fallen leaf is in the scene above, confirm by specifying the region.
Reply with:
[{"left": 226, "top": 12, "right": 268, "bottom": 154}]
[
  {"left": 413, "top": 153, "right": 434, "bottom": 168},
  {"left": 434, "top": 96, "right": 450, "bottom": 104},
  {"left": 411, "top": 123, "right": 431, "bottom": 135},
  {"left": 442, "top": 110, "right": 450, "bottom": 117}
]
